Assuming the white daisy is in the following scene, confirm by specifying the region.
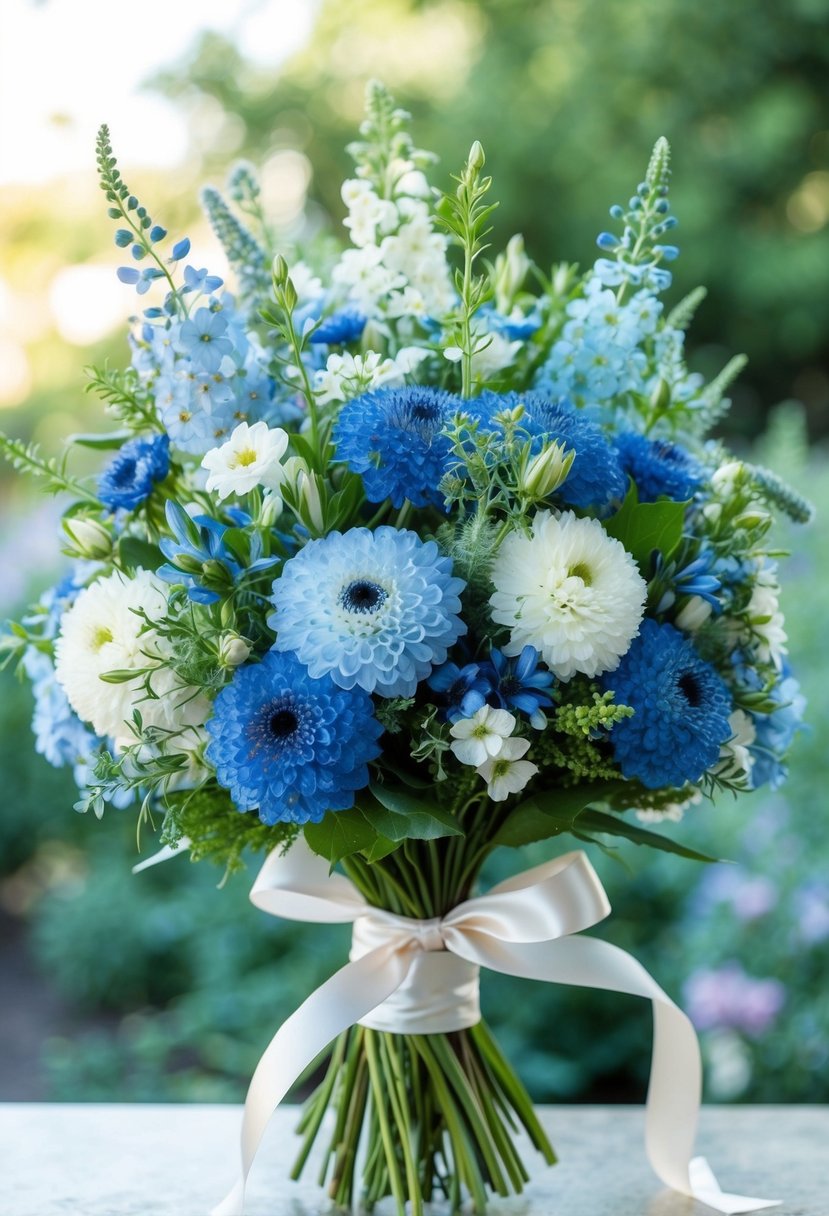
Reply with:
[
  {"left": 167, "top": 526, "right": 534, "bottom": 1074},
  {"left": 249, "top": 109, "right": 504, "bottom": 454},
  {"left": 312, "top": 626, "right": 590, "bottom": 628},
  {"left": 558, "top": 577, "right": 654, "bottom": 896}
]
[
  {"left": 54, "top": 569, "right": 209, "bottom": 739},
  {"left": 490, "top": 510, "right": 647, "bottom": 680},
  {"left": 450, "top": 706, "right": 516, "bottom": 767},
  {"left": 201, "top": 420, "right": 289, "bottom": 501},
  {"left": 477, "top": 737, "right": 538, "bottom": 801}
]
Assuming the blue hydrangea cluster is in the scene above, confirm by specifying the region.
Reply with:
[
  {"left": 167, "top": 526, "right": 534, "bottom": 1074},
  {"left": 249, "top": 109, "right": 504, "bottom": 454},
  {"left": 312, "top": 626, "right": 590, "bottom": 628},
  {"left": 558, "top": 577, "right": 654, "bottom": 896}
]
[
  {"left": 98, "top": 433, "right": 170, "bottom": 512},
  {"left": 269, "top": 526, "right": 466, "bottom": 698},
  {"left": 471, "top": 390, "right": 626, "bottom": 510},
  {"left": 131, "top": 291, "right": 297, "bottom": 455},
  {"left": 334, "top": 386, "right": 462, "bottom": 509},
  {"left": 615, "top": 432, "right": 705, "bottom": 502},
  {"left": 23, "top": 649, "right": 97, "bottom": 773},
  {"left": 602, "top": 619, "right": 733, "bottom": 788},
  {"left": 205, "top": 650, "right": 383, "bottom": 825}
]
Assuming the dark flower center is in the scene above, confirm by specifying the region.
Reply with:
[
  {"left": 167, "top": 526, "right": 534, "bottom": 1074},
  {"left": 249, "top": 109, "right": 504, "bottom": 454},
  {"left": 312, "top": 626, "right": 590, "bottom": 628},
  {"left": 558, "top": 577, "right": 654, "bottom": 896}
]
[
  {"left": 113, "top": 457, "right": 137, "bottom": 487},
  {"left": 677, "top": 671, "right": 702, "bottom": 708},
  {"left": 269, "top": 708, "right": 299, "bottom": 738},
  {"left": 408, "top": 401, "right": 440, "bottom": 423},
  {"left": 338, "top": 579, "right": 387, "bottom": 614}
]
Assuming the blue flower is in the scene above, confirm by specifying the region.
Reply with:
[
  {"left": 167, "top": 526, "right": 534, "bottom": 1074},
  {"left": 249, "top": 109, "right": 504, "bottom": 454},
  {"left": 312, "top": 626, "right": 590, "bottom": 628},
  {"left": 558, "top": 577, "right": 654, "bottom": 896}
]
[
  {"left": 158, "top": 500, "right": 277, "bottom": 604},
  {"left": 156, "top": 372, "right": 236, "bottom": 454},
  {"left": 269, "top": 526, "right": 466, "bottom": 698},
  {"left": 309, "top": 306, "right": 367, "bottom": 346},
  {"left": 601, "top": 618, "right": 733, "bottom": 788},
  {"left": 23, "top": 649, "right": 97, "bottom": 769},
  {"left": 98, "top": 434, "right": 170, "bottom": 512},
  {"left": 485, "top": 645, "right": 555, "bottom": 725},
  {"left": 176, "top": 306, "right": 234, "bottom": 373},
  {"left": 205, "top": 650, "right": 382, "bottom": 826},
  {"left": 427, "top": 659, "right": 493, "bottom": 723},
  {"left": 471, "top": 390, "right": 626, "bottom": 510},
  {"left": 334, "top": 386, "right": 462, "bottom": 509},
  {"left": 615, "top": 432, "right": 704, "bottom": 503},
  {"left": 749, "top": 666, "right": 806, "bottom": 791}
]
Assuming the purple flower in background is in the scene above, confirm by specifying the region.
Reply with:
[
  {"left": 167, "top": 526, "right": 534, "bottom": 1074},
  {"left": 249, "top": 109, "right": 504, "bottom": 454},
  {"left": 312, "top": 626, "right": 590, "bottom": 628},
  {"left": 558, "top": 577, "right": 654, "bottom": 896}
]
[
  {"left": 793, "top": 881, "right": 829, "bottom": 945},
  {"left": 689, "top": 866, "right": 777, "bottom": 922},
  {"left": 684, "top": 963, "right": 785, "bottom": 1038}
]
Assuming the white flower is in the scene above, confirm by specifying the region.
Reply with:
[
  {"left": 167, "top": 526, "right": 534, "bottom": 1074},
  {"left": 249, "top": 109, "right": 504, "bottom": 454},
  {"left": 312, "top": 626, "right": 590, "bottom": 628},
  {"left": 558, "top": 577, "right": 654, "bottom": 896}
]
[
  {"left": 490, "top": 510, "right": 647, "bottom": 680},
  {"left": 747, "top": 568, "right": 787, "bottom": 668},
  {"left": 218, "top": 633, "right": 251, "bottom": 668},
  {"left": 635, "top": 790, "right": 702, "bottom": 824},
  {"left": 54, "top": 570, "right": 210, "bottom": 739},
  {"left": 201, "top": 420, "right": 289, "bottom": 500},
  {"left": 715, "top": 710, "right": 756, "bottom": 786},
  {"left": 477, "top": 737, "right": 539, "bottom": 801},
  {"left": 288, "top": 260, "right": 323, "bottom": 302},
  {"left": 450, "top": 706, "right": 516, "bottom": 766}
]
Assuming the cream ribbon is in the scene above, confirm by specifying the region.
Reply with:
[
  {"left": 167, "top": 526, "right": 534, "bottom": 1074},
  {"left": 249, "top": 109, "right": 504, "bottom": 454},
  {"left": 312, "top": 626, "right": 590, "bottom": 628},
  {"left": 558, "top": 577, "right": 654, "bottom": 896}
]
[{"left": 212, "top": 840, "right": 779, "bottom": 1216}]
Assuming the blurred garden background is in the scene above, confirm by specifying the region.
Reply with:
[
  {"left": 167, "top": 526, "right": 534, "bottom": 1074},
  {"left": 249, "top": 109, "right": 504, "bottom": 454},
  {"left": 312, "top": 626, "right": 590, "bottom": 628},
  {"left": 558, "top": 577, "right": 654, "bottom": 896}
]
[{"left": 1, "top": 0, "right": 828, "bottom": 1107}]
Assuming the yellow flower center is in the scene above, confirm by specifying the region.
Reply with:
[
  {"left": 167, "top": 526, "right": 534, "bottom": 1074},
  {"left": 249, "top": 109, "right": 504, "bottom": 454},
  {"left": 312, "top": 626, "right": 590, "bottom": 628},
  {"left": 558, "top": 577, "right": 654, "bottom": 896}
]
[
  {"left": 231, "top": 447, "right": 258, "bottom": 468},
  {"left": 91, "top": 625, "right": 113, "bottom": 651}
]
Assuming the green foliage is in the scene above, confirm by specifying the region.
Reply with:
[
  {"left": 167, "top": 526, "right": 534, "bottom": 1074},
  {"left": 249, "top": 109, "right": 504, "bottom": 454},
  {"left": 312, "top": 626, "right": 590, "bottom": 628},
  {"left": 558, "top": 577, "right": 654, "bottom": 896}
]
[
  {"left": 603, "top": 483, "right": 687, "bottom": 570},
  {"left": 85, "top": 364, "right": 160, "bottom": 432},
  {"left": 305, "top": 784, "right": 463, "bottom": 865},
  {"left": 0, "top": 431, "right": 96, "bottom": 503},
  {"left": 348, "top": 79, "right": 437, "bottom": 197}
]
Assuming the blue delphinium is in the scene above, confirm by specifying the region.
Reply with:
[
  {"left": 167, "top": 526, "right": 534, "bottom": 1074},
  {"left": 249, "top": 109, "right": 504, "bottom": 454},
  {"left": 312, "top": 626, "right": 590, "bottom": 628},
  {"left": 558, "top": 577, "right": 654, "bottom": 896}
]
[
  {"left": 602, "top": 618, "right": 733, "bottom": 788},
  {"left": 23, "top": 649, "right": 97, "bottom": 769},
  {"left": 334, "top": 386, "right": 462, "bottom": 508},
  {"left": 270, "top": 526, "right": 466, "bottom": 698},
  {"left": 485, "top": 645, "right": 555, "bottom": 727},
  {"left": 749, "top": 666, "right": 806, "bottom": 791},
  {"left": 427, "top": 659, "right": 493, "bottom": 723},
  {"left": 205, "top": 650, "right": 383, "bottom": 825},
  {"left": 615, "top": 431, "right": 704, "bottom": 502},
  {"left": 472, "top": 390, "right": 626, "bottom": 510},
  {"left": 176, "top": 306, "right": 234, "bottom": 373},
  {"left": 98, "top": 434, "right": 170, "bottom": 512}
]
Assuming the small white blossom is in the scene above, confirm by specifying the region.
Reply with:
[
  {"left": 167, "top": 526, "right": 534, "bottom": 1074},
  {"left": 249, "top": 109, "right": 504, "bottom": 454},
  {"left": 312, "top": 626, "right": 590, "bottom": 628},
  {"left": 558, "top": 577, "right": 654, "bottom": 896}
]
[
  {"left": 715, "top": 710, "right": 757, "bottom": 786},
  {"left": 675, "top": 595, "right": 714, "bottom": 633},
  {"left": 747, "top": 568, "right": 787, "bottom": 668},
  {"left": 477, "top": 738, "right": 539, "bottom": 801},
  {"left": 218, "top": 633, "right": 252, "bottom": 668},
  {"left": 636, "top": 790, "right": 702, "bottom": 824},
  {"left": 450, "top": 706, "right": 516, "bottom": 767},
  {"left": 202, "top": 421, "right": 289, "bottom": 500}
]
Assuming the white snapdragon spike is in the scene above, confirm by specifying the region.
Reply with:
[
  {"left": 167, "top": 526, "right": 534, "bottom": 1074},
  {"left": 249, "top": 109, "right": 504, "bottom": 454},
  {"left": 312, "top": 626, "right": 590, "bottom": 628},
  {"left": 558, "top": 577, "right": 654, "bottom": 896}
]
[
  {"left": 715, "top": 710, "right": 757, "bottom": 786},
  {"left": 202, "top": 421, "right": 289, "bottom": 500},
  {"left": 490, "top": 510, "right": 647, "bottom": 680},
  {"left": 477, "top": 737, "right": 539, "bottom": 801},
  {"left": 747, "top": 568, "right": 787, "bottom": 668},
  {"left": 54, "top": 570, "right": 210, "bottom": 739},
  {"left": 450, "top": 706, "right": 517, "bottom": 767}
]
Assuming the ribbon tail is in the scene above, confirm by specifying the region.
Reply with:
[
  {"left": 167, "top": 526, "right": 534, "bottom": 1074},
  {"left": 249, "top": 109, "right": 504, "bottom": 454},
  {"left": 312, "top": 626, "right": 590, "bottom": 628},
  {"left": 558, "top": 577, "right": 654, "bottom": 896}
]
[
  {"left": 448, "top": 932, "right": 779, "bottom": 1215},
  {"left": 132, "top": 839, "right": 190, "bottom": 873},
  {"left": 212, "top": 942, "right": 416, "bottom": 1216}
]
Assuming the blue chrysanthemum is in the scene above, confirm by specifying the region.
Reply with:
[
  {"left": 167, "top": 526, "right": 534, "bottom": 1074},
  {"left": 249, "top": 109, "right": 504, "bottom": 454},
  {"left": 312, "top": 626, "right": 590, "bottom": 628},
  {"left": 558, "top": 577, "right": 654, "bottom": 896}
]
[
  {"left": 205, "top": 650, "right": 382, "bottom": 826},
  {"left": 309, "top": 307, "right": 367, "bottom": 345},
  {"left": 98, "top": 434, "right": 170, "bottom": 511},
  {"left": 471, "top": 391, "right": 626, "bottom": 510},
  {"left": 615, "top": 431, "right": 704, "bottom": 503},
  {"left": 601, "top": 618, "right": 733, "bottom": 788},
  {"left": 269, "top": 526, "right": 466, "bottom": 698},
  {"left": 333, "top": 386, "right": 462, "bottom": 508}
]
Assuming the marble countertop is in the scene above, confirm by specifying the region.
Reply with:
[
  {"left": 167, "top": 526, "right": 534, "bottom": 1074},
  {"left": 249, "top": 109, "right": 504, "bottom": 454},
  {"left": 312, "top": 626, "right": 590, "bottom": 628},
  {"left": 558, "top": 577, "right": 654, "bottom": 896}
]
[{"left": 1, "top": 1103, "right": 826, "bottom": 1215}]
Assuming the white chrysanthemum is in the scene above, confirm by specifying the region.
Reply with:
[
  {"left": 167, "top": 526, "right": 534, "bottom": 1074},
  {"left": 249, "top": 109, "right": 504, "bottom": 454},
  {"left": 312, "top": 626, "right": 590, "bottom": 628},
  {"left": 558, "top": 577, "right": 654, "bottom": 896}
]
[
  {"left": 490, "top": 510, "right": 647, "bottom": 680},
  {"left": 202, "top": 420, "right": 289, "bottom": 500},
  {"left": 54, "top": 570, "right": 209, "bottom": 739},
  {"left": 450, "top": 706, "right": 516, "bottom": 767},
  {"left": 477, "top": 737, "right": 538, "bottom": 801}
]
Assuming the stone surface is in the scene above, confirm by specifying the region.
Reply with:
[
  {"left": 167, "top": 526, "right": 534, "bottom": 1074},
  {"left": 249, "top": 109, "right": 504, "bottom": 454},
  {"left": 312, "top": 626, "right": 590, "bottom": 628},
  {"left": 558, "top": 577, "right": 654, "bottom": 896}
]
[{"left": 1, "top": 1103, "right": 827, "bottom": 1215}]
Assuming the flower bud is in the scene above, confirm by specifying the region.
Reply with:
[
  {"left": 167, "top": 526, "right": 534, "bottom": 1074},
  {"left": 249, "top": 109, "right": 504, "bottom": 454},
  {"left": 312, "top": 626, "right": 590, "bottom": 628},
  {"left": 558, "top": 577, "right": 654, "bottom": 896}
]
[
  {"left": 272, "top": 254, "right": 290, "bottom": 287},
  {"left": 520, "top": 442, "right": 575, "bottom": 500},
  {"left": 734, "top": 508, "right": 770, "bottom": 530},
  {"left": 675, "top": 595, "right": 713, "bottom": 633},
  {"left": 711, "top": 460, "right": 744, "bottom": 495},
  {"left": 298, "top": 471, "right": 325, "bottom": 533},
  {"left": 467, "top": 140, "right": 486, "bottom": 174},
  {"left": 649, "top": 377, "right": 671, "bottom": 415},
  {"left": 258, "top": 491, "right": 283, "bottom": 528},
  {"left": 61, "top": 515, "right": 112, "bottom": 560},
  {"left": 493, "top": 234, "right": 530, "bottom": 312},
  {"left": 218, "top": 633, "right": 251, "bottom": 668},
  {"left": 702, "top": 502, "right": 722, "bottom": 524}
]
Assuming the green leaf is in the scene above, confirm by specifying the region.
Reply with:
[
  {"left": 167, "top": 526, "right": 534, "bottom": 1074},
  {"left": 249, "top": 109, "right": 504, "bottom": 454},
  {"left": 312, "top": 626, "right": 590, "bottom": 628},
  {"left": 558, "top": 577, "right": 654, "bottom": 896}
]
[
  {"left": 366, "top": 782, "right": 464, "bottom": 841},
  {"left": 304, "top": 807, "right": 387, "bottom": 865},
  {"left": 575, "top": 808, "right": 721, "bottom": 862},
  {"left": 492, "top": 782, "right": 620, "bottom": 849},
  {"left": 118, "top": 537, "right": 163, "bottom": 572},
  {"left": 603, "top": 482, "right": 687, "bottom": 568},
  {"left": 67, "top": 430, "right": 135, "bottom": 450}
]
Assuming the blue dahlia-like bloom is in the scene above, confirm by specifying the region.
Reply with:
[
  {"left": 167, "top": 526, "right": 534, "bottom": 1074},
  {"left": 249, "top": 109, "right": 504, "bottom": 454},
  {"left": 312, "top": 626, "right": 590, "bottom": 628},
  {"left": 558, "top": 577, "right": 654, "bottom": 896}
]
[
  {"left": 601, "top": 618, "right": 733, "bottom": 788},
  {"left": 485, "top": 645, "right": 555, "bottom": 725},
  {"left": 98, "top": 434, "right": 170, "bottom": 512},
  {"left": 471, "top": 391, "right": 626, "bottom": 510},
  {"left": 309, "top": 306, "right": 367, "bottom": 346},
  {"left": 269, "top": 526, "right": 466, "bottom": 698},
  {"left": 615, "top": 432, "right": 704, "bottom": 503},
  {"left": 334, "top": 386, "right": 462, "bottom": 509},
  {"left": 427, "top": 659, "right": 493, "bottom": 723},
  {"left": 205, "top": 650, "right": 382, "bottom": 826}
]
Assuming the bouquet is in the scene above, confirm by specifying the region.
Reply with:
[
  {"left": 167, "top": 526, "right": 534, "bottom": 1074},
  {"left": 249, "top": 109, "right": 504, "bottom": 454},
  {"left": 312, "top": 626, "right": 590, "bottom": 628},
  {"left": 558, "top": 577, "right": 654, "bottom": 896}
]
[{"left": 2, "top": 82, "right": 809, "bottom": 1214}]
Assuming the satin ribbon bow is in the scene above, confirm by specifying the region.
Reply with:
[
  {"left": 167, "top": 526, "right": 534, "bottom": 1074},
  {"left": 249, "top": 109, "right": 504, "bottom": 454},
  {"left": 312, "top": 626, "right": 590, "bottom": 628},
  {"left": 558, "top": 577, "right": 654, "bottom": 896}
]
[{"left": 213, "top": 840, "right": 779, "bottom": 1216}]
